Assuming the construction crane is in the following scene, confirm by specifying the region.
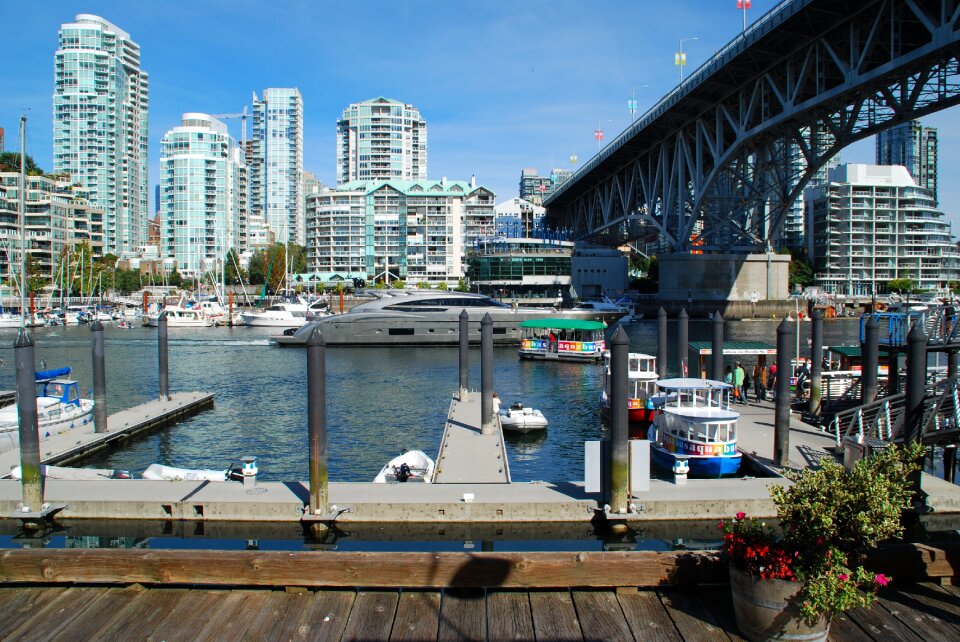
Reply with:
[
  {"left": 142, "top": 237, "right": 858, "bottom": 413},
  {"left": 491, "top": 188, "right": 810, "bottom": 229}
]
[{"left": 210, "top": 106, "right": 249, "bottom": 144}]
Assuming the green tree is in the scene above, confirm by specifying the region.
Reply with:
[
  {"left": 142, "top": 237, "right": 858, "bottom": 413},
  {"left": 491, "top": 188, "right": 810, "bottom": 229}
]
[
  {"left": 223, "top": 248, "right": 245, "bottom": 285},
  {"left": 167, "top": 267, "right": 183, "bottom": 288},
  {"left": 886, "top": 278, "right": 915, "bottom": 294},
  {"left": 390, "top": 279, "right": 405, "bottom": 289},
  {"left": 437, "top": 281, "right": 449, "bottom": 291},
  {"left": 416, "top": 281, "right": 431, "bottom": 290},
  {"left": 0, "top": 152, "right": 43, "bottom": 175},
  {"left": 286, "top": 243, "right": 307, "bottom": 274},
  {"left": 631, "top": 255, "right": 659, "bottom": 293},
  {"left": 24, "top": 255, "right": 49, "bottom": 294},
  {"left": 455, "top": 278, "right": 469, "bottom": 292}
]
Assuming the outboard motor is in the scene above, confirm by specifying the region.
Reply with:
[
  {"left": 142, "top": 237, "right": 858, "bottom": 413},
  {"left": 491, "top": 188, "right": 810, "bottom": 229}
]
[{"left": 396, "top": 463, "right": 412, "bottom": 482}]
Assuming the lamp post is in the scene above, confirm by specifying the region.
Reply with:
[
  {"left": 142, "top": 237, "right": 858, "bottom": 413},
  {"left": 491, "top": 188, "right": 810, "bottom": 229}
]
[
  {"left": 676, "top": 37, "right": 699, "bottom": 82},
  {"left": 627, "top": 85, "right": 648, "bottom": 122},
  {"left": 737, "top": 0, "right": 751, "bottom": 32}
]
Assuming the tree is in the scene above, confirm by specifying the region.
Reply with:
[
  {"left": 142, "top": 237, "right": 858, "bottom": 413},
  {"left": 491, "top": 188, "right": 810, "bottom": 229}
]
[
  {"left": 223, "top": 248, "right": 245, "bottom": 285},
  {"left": 167, "top": 267, "right": 183, "bottom": 288},
  {"left": 0, "top": 152, "right": 43, "bottom": 175},
  {"left": 24, "top": 255, "right": 49, "bottom": 294},
  {"left": 886, "top": 278, "right": 915, "bottom": 294},
  {"left": 455, "top": 278, "right": 469, "bottom": 292},
  {"left": 286, "top": 243, "right": 307, "bottom": 274},
  {"left": 437, "top": 281, "right": 449, "bottom": 291},
  {"left": 630, "top": 255, "right": 659, "bottom": 293}
]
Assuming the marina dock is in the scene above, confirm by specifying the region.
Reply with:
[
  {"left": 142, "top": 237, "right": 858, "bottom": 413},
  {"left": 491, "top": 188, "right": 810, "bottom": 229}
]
[
  {"left": 0, "top": 393, "right": 214, "bottom": 478},
  {"left": 433, "top": 393, "right": 510, "bottom": 484}
]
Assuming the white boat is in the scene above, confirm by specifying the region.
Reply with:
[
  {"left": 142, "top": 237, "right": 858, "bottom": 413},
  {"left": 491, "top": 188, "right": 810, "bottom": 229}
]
[
  {"left": 10, "top": 464, "right": 130, "bottom": 480},
  {"left": 141, "top": 463, "right": 238, "bottom": 482},
  {"left": 197, "top": 300, "right": 229, "bottom": 325},
  {"left": 499, "top": 403, "right": 548, "bottom": 433},
  {"left": 373, "top": 449, "right": 435, "bottom": 483},
  {"left": 142, "top": 301, "right": 213, "bottom": 328},
  {"left": 240, "top": 299, "right": 309, "bottom": 328},
  {"left": 570, "top": 296, "right": 633, "bottom": 323},
  {"left": 0, "top": 368, "right": 95, "bottom": 448},
  {"left": 599, "top": 352, "right": 659, "bottom": 438}
]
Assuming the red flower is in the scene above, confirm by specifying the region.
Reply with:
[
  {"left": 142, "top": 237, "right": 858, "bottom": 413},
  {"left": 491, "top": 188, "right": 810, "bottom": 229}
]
[
  {"left": 875, "top": 574, "right": 889, "bottom": 586},
  {"left": 838, "top": 573, "right": 848, "bottom": 581},
  {"left": 736, "top": 511, "right": 746, "bottom": 520}
]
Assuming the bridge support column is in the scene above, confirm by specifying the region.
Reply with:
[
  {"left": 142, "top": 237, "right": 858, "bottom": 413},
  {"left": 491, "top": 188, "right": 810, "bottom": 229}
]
[
  {"left": 861, "top": 315, "right": 879, "bottom": 405},
  {"left": 775, "top": 318, "right": 793, "bottom": 467},
  {"left": 657, "top": 308, "right": 668, "bottom": 379},
  {"left": 711, "top": 311, "right": 724, "bottom": 382},
  {"left": 677, "top": 308, "right": 689, "bottom": 377},
  {"left": 809, "top": 309, "right": 823, "bottom": 415},
  {"left": 906, "top": 325, "right": 928, "bottom": 510}
]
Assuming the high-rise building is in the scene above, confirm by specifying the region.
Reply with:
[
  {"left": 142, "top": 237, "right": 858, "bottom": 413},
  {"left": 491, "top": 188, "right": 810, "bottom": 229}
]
[
  {"left": 159, "top": 114, "right": 246, "bottom": 278},
  {"left": 54, "top": 14, "right": 149, "bottom": 255},
  {"left": 336, "top": 98, "right": 427, "bottom": 185},
  {"left": 250, "top": 88, "right": 304, "bottom": 245},
  {"left": 876, "top": 120, "right": 938, "bottom": 203},
  {"left": 519, "top": 168, "right": 572, "bottom": 206},
  {"left": 805, "top": 164, "right": 958, "bottom": 295}
]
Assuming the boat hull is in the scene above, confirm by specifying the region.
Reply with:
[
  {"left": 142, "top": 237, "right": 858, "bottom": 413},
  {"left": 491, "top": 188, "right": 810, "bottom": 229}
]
[
  {"left": 600, "top": 404, "right": 657, "bottom": 439},
  {"left": 650, "top": 444, "right": 742, "bottom": 478}
]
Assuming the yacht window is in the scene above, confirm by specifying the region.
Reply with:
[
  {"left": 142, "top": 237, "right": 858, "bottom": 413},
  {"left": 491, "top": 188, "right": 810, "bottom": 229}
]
[
  {"left": 493, "top": 327, "right": 506, "bottom": 335},
  {"left": 67, "top": 386, "right": 78, "bottom": 402},
  {"left": 388, "top": 328, "right": 415, "bottom": 335},
  {"left": 292, "top": 312, "right": 306, "bottom": 317}
]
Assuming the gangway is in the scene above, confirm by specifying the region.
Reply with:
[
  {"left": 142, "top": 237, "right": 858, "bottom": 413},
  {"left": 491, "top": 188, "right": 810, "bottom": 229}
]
[{"left": 861, "top": 310, "right": 960, "bottom": 348}]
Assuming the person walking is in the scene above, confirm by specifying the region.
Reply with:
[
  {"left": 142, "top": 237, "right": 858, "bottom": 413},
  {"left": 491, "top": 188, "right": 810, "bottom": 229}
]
[
  {"left": 734, "top": 361, "right": 747, "bottom": 404},
  {"left": 769, "top": 363, "right": 778, "bottom": 401},
  {"left": 754, "top": 362, "right": 767, "bottom": 401}
]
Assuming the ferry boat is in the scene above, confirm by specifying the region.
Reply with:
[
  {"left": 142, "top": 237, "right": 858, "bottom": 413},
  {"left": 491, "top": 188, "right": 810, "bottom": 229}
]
[
  {"left": 517, "top": 318, "right": 606, "bottom": 362},
  {"left": 599, "top": 352, "right": 659, "bottom": 438},
  {"left": 647, "top": 378, "right": 741, "bottom": 478}
]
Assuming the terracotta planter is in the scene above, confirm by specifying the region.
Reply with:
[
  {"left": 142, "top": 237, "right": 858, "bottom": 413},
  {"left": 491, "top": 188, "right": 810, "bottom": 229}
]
[{"left": 729, "top": 565, "right": 831, "bottom": 642}]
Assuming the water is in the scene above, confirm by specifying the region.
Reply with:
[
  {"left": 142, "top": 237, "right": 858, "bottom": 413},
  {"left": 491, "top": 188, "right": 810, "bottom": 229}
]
[{"left": 0, "top": 318, "right": 863, "bottom": 483}]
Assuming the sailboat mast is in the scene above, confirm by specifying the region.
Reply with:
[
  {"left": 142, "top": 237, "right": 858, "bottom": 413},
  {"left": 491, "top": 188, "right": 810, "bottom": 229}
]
[{"left": 19, "top": 116, "right": 27, "bottom": 327}]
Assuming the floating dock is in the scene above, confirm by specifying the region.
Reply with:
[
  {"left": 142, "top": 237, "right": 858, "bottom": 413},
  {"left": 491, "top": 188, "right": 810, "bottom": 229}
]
[
  {"left": 0, "top": 392, "right": 214, "bottom": 478},
  {"left": 433, "top": 392, "right": 510, "bottom": 483}
]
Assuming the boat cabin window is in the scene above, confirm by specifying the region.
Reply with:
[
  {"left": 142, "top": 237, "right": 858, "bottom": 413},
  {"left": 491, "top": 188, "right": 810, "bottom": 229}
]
[{"left": 389, "top": 328, "right": 415, "bottom": 335}]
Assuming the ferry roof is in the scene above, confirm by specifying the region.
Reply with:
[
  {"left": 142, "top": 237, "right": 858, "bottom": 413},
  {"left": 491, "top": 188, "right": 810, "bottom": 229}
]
[
  {"left": 519, "top": 318, "right": 607, "bottom": 331},
  {"left": 656, "top": 377, "right": 732, "bottom": 391},
  {"left": 688, "top": 341, "right": 776, "bottom": 356}
]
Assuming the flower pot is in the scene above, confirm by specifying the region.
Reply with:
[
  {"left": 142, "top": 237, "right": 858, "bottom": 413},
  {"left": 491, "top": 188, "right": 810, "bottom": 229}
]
[{"left": 729, "top": 565, "right": 831, "bottom": 642}]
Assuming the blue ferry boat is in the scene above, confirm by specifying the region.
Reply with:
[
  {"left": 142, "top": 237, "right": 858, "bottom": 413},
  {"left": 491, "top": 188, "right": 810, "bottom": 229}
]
[{"left": 647, "top": 378, "right": 741, "bottom": 478}]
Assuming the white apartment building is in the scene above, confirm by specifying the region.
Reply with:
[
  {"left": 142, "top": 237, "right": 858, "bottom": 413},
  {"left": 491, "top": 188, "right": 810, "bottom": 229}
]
[
  {"left": 307, "top": 178, "right": 495, "bottom": 286},
  {"left": 250, "top": 88, "right": 304, "bottom": 245},
  {"left": 805, "top": 164, "right": 959, "bottom": 296},
  {"left": 336, "top": 98, "right": 427, "bottom": 185},
  {"left": 159, "top": 114, "right": 246, "bottom": 278},
  {"left": 53, "top": 14, "right": 149, "bottom": 255}
]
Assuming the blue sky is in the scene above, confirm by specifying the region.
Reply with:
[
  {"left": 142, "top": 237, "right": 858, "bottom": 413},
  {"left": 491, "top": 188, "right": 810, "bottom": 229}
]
[{"left": 3, "top": 0, "right": 960, "bottom": 228}]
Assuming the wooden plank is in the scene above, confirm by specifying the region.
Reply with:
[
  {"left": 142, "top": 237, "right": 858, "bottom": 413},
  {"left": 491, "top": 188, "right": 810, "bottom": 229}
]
[
  {"left": 195, "top": 590, "right": 271, "bottom": 641},
  {"left": 0, "top": 587, "right": 68, "bottom": 639},
  {"left": 572, "top": 590, "right": 634, "bottom": 642},
  {"left": 843, "top": 602, "right": 926, "bottom": 642},
  {"left": 877, "top": 588, "right": 960, "bottom": 642},
  {"left": 97, "top": 587, "right": 190, "bottom": 642},
  {"left": 863, "top": 543, "right": 960, "bottom": 580},
  {"left": 529, "top": 590, "right": 583, "bottom": 641},
  {"left": 694, "top": 587, "right": 748, "bottom": 642},
  {"left": 438, "top": 588, "right": 487, "bottom": 642},
  {"left": 3, "top": 586, "right": 110, "bottom": 641},
  {"left": 145, "top": 589, "right": 235, "bottom": 642},
  {"left": 292, "top": 590, "right": 356, "bottom": 642},
  {"left": 390, "top": 591, "right": 441, "bottom": 642},
  {"left": 241, "top": 590, "right": 313, "bottom": 641},
  {"left": 487, "top": 591, "right": 535, "bottom": 642},
  {"left": 341, "top": 591, "right": 399, "bottom": 642},
  {"left": 880, "top": 582, "right": 960, "bottom": 634},
  {"left": 658, "top": 591, "right": 730, "bottom": 642},
  {"left": 828, "top": 611, "right": 875, "bottom": 642},
  {"left": 48, "top": 587, "right": 144, "bottom": 642},
  {"left": 617, "top": 592, "right": 682, "bottom": 642}
]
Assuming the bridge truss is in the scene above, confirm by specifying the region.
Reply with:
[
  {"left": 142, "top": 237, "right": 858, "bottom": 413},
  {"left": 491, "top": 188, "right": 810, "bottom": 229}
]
[{"left": 544, "top": 0, "right": 960, "bottom": 252}]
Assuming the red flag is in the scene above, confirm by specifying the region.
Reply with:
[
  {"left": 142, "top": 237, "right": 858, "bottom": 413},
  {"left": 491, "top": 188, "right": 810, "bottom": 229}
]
[
  {"left": 594, "top": 129, "right": 604, "bottom": 140},
  {"left": 538, "top": 183, "right": 547, "bottom": 193},
  {"left": 737, "top": 0, "right": 751, "bottom": 8}
]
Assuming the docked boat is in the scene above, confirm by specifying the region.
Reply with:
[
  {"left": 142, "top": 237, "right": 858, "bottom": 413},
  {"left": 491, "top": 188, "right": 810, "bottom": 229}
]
[
  {"left": 599, "top": 352, "right": 659, "bottom": 438},
  {"left": 373, "top": 449, "right": 435, "bottom": 483},
  {"left": 647, "top": 378, "right": 742, "bottom": 478},
  {"left": 141, "top": 463, "right": 240, "bottom": 482},
  {"left": 517, "top": 318, "right": 606, "bottom": 362},
  {"left": 10, "top": 464, "right": 131, "bottom": 480},
  {"left": 240, "top": 299, "right": 309, "bottom": 328},
  {"left": 499, "top": 403, "right": 548, "bottom": 433},
  {"left": 0, "top": 367, "right": 95, "bottom": 448},
  {"left": 570, "top": 295, "right": 634, "bottom": 324},
  {"left": 142, "top": 301, "right": 213, "bottom": 328},
  {"left": 270, "top": 290, "right": 619, "bottom": 346}
]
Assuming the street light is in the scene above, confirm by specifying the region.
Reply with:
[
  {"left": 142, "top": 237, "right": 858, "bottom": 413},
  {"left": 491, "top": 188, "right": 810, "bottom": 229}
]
[
  {"left": 628, "top": 85, "right": 648, "bottom": 122},
  {"left": 675, "top": 36, "right": 699, "bottom": 82}
]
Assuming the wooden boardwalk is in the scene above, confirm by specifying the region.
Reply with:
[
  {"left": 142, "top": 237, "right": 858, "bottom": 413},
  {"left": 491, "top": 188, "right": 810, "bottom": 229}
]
[{"left": 0, "top": 582, "right": 956, "bottom": 641}]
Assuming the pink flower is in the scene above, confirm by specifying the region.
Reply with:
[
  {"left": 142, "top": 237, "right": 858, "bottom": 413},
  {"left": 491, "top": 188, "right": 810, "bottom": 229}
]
[
  {"left": 736, "top": 511, "right": 746, "bottom": 520},
  {"left": 838, "top": 573, "right": 848, "bottom": 581},
  {"left": 875, "top": 574, "right": 889, "bottom": 586}
]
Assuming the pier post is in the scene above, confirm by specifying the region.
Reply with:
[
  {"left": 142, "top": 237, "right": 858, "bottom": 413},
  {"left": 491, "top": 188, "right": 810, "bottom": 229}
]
[
  {"left": 158, "top": 312, "right": 169, "bottom": 400},
  {"left": 306, "top": 328, "right": 328, "bottom": 515},
  {"left": 887, "top": 352, "right": 900, "bottom": 395},
  {"left": 905, "top": 324, "right": 928, "bottom": 508},
  {"left": 948, "top": 349, "right": 959, "bottom": 482},
  {"left": 459, "top": 309, "right": 469, "bottom": 400},
  {"left": 480, "top": 313, "right": 495, "bottom": 435},
  {"left": 809, "top": 309, "right": 823, "bottom": 415},
  {"left": 228, "top": 290, "right": 234, "bottom": 327},
  {"left": 948, "top": 350, "right": 958, "bottom": 379},
  {"left": 657, "top": 307, "right": 667, "bottom": 379},
  {"left": 90, "top": 320, "right": 108, "bottom": 433},
  {"left": 142, "top": 291, "right": 149, "bottom": 314},
  {"left": 678, "top": 308, "right": 689, "bottom": 377},
  {"left": 774, "top": 318, "right": 793, "bottom": 467},
  {"left": 14, "top": 329, "right": 43, "bottom": 513},
  {"left": 861, "top": 315, "right": 879, "bottom": 405},
  {"left": 711, "top": 311, "right": 724, "bottom": 382},
  {"left": 608, "top": 326, "right": 630, "bottom": 515}
]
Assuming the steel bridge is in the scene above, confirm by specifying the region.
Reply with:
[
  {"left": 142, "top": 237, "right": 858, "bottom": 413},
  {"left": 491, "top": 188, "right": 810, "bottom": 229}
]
[{"left": 544, "top": 0, "right": 960, "bottom": 252}]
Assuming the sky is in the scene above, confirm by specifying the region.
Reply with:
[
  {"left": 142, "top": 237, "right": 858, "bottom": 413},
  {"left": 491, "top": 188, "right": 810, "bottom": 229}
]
[{"left": 3, "top": 0, "right": 960, "bottom": 229}]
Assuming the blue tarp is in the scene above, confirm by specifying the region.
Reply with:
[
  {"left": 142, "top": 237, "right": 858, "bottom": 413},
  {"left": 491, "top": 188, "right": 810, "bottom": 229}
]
[{"left": 35, "top": 367, "right": 71, "bottom": 381}]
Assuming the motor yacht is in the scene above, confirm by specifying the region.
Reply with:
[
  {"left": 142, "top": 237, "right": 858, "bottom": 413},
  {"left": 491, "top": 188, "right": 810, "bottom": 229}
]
[{"left": 239, "top": 299, "right": 310, "bottom": 328}]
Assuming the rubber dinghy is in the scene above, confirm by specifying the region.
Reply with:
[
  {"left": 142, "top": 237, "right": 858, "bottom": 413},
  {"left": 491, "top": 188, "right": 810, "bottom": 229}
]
[
  {"left": 499, "top": 403, "right": 549, "bottom": 433},
  {"left": 373, "top": 450, "right": 435, "bottom": 483},
  {"left": 142, "top": 463, "right": 239, "bottom": 482}
]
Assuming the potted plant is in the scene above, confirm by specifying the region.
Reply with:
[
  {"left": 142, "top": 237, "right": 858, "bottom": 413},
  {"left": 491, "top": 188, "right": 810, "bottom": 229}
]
[{"left": 720, "top": 442, "right": 923, "bottom": 642}]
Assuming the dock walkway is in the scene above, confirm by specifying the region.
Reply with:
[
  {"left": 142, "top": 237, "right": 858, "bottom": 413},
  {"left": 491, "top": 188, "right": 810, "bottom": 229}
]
[
  {"left": 433, "top": 393, "right": 510, "bottom": 483},
  {"left": 0, "top": 582, "right": 955, "bottom": 641},
  {"left": 0, "top": 393, "right": 214, "bottom": 478}
]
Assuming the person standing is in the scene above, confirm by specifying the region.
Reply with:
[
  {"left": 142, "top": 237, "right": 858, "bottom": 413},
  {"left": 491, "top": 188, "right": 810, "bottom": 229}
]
[
  {"left": 734, "top": 361, "right": 747, "bottom": 404},
  {"left": 753, "top": 362, "right": 767, "bottom": 401},
  {"left": 769, "top": 363, "right": 778, "bottom": 401}
]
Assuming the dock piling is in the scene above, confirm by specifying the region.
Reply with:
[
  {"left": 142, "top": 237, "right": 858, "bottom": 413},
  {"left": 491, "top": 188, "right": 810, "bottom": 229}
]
[
  {"left": 91, "top": 320, "right": 108, "bottom": 433},
  {"left": 307, "top": 328, "right": 328, "bottom": 516},
  {"left": 14, "top": 329, "right": 43, "bottom": 513},
  {"left": 906, "top": 324, "right": 927, "bottom": 509},
  {"left": 861, "top": 315, "right": 879, "bottom": 405},
  {"left": 158, "top": 312, "right": 170, "bottom": 400},
  {"left": 228, "top": 291, "right": 234, "bottom": 327},
  {"left": 888, "top": 351, "right": 900, "bottom": 395},
  {"left": 948, "top": 349, "right": 958, "bottom": 379},
  {"left": 608, "top": 326, "right": 630, "bottom": 515},
  {"left": 657, "top": 307, "right": 667, "bottom": 379},
  {"left": 809, "top": 309, "right": 823, "bottom": 415},
  {"left": 711, "top": 311, "right": 724, "bottom": 382},
  {"left": 480, "top": 313, "right": 494, "bottom": 435},
  {"left": 774, "top": 318, "right": 793, "bottom": 467},
  {"left": 459, "top": 309, "right": 469, "bottom": 400},
  {"left": 678, "top": 308, "right": 689, "bottom": 376}
]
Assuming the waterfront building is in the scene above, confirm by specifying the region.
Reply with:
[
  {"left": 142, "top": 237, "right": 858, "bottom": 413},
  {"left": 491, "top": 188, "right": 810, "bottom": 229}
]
[
  {"left": 495, "top": 198, "right": 544, "bottom": 238},
  {"left": 53, "top": 14, "right": 149, "bottom": 255},
  {"left": 307, "top": 178, "right": 495, "bottom": 286},
  {"left": 804, "top": 163, "right": 959, "bottom": 296},
  {"left": 519, "top": 168, "right": 572, "bottom": 206},
  {"left": 336, "top": 97, "right": 427, "bottom": 186},
  {"left": 249, "top": 88, "right": 304, "bottom": 245},
  {"left": 467, "top": 237, "right": 574, "bottom": 304},
  {"left": 159, "top": 114, "right": 246, "bottom": 279},
  {"left": 0, "top": 173, "right": 104, "bottom": 281},
  {"left": 876, "top": 120, "right": 938, "bottom": 204},
  {"left": 571, "top": 244, "right": 629, "bottom": 299}
]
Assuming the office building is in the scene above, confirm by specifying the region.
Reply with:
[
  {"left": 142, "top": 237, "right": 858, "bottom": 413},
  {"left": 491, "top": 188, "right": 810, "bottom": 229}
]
[
  {"left": 805, "top": 164, "right": 958, "bottom": 295},
  {"left": 159, "top": 114, "right": 246, "bottom": 278},
  {"left": 876, "top": 120, "right": 938, "bottom": 203},
  {"left": 53, "top": 14, "right": 149, "bottom": 255},
  {"left": 249, "top": 88, "right": 304, "bottom": 245},
  {"left": 336, "top": 98, "right": 427, "bottom": 185},
  {"left": 519, "top": 168, "right": 572, "bottom": 206},
  {"left": 306, "top": 178, "right": 494, "bottom": 286}
]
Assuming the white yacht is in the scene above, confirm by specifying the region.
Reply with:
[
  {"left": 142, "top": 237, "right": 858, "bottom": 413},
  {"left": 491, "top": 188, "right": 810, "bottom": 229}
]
[
  {"left": 142, "top": 301, "right": 213, "bottom": 328},
  {"left": 240, "top": 299, "right": 310, "bottom": 328},
  {"left": 0, "top": 368, "right": 95, "bottom": 451},
  {"left": 271, "top": 290, "right": 622, "bottom": 346}
]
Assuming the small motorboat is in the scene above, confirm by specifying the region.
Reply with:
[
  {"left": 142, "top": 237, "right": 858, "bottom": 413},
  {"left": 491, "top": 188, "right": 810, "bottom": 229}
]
[
  {"left": 10, "top": 464, "right": 131, "bottom": 480},
  {"left": 373, "top": 449, "right": 435, "bottom": 483},
  {"left": 499, "top": 403, "right": 548, "bottom": 433},
  {"left": 141, "top": 463, "right": 240, "bottom": 482}
]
